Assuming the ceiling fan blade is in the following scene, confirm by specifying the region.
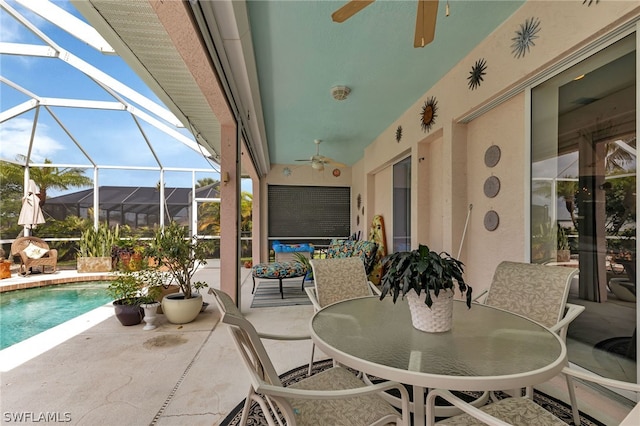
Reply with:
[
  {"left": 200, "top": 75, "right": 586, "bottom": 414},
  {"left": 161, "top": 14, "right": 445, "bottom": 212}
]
[
  {"left": 414, "top": 0, "right": 438, "bottom": 48},
  {"left": 322, "top": 157, "right": 348, "bottom": 168},
  {"left": 331, "top": 0, "right": 375, "bottom": 23}
]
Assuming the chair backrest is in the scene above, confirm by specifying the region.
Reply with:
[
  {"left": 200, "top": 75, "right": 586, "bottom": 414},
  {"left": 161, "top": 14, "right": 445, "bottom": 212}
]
[
  {"left": 209, "top": 288, "right": 283, "bottom": 388},
  {"left": 11, "top": 236, "right": 50, "bottom": 256},
  {"left": 485, "top": 261, "right": 578, "bottom": 329},
  {"left": 310, "top": 257, "right": 373, "bottom": 308}
]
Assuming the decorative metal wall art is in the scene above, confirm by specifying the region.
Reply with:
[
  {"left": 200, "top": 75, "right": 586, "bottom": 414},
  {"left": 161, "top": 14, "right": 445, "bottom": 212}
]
[
  {"left": 419, "top": 96, "right": 438, "bottom": 133},
  {"left": 511, "top": 17, "right": 541, "bottom": 59},
  {"left": 484, "top": 145, "right": 501, "bottom": 167},
  {"left": 484, "top": 176, "right": 501, "bottom": 198},
  {"left": 468, "top": 58, "right": 487, "bottom": 90},
  {"left": 396, "top": 125, "right": 403, "bottom": 142},
  {"left": 484, "top": 210, "right": 500, "bottom": 231}
]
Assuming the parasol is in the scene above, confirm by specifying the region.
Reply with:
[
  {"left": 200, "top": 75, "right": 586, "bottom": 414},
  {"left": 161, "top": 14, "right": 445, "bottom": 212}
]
[{"left": 18, "top": 179, "right": 46, "bottom": 232}]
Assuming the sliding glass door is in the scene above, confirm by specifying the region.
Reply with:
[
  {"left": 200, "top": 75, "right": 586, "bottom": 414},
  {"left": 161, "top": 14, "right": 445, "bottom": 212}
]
[{"left": 531, "top": 34, "right": 636, "bottom": 382}]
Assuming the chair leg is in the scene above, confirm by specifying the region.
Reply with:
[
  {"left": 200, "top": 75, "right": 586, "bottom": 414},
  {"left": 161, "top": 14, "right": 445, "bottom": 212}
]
[
  {"left": 566, "top": 373, "right": 581, "bottom": 426},
  {"left": 240, "top": 387, "right": 255, "bottom": 426},
  {"left": 300, "top": 275, "right": 305, "bottom": 292},
  {"left": 308, "top": 343, "right": 316, "bottom": 376},
  {"left": 279, "top": 278, "right": 283, "bottom": 299},
  {"left": 252, "top": 276, "right": 256, "bottom": 294}
]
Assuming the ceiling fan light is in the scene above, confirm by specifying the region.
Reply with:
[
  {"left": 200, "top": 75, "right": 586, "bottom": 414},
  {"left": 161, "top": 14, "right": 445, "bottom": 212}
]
[
  {"left": 312, "top": 161, "right": 324, "bottom": 171},
  {"left": 331, "top": 86, "right": 351, "bottom": 101}
]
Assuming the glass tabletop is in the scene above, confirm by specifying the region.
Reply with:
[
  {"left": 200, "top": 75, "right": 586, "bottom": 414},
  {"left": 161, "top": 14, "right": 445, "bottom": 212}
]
[{"left": 310, "top": 296, "right": 567, "bottom": 391}]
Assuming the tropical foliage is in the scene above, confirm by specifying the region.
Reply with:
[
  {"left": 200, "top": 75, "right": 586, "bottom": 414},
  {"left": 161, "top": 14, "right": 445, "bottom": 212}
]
[{"left": 145, "top": 221, "right": 210, "bottom": 299}]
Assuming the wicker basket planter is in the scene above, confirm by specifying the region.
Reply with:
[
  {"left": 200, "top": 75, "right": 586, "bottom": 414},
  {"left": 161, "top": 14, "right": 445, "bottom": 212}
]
[{"left": 406, "top": 289, "right": 454, "bottom": 333}]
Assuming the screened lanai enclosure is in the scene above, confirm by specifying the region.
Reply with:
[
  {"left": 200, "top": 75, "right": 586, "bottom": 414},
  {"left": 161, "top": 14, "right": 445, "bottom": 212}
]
[
  {"left": 0, "top": 1, "right": 247, "bottom": 259},
  {"left": 43, "top": 184, "right": 221, "bottom": 230}
]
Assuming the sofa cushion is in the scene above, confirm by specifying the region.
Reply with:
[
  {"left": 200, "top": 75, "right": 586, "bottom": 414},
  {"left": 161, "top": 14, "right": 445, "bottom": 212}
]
[
  {"left": 325, "top": 239, "right": 378, "bottom": 275},
  {"left": 23, "top": 242, "right": 49, "bottom": 259},
  {"left": 352, "top": 240, "right": 379, "bottom": 274},
  {"left": 326, "top": 239, "right": 355, "bottom": 258}
]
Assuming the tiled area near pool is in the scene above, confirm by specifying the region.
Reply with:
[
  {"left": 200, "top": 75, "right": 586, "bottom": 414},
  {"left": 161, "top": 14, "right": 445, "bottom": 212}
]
[{"left": 0, "top": 269, "right": 116, "bottom": 293}]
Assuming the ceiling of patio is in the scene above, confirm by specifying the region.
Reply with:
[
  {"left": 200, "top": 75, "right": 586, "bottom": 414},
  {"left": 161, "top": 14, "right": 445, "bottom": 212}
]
[{"left": 75, "top": 0, "right": 526, "bottom": 171}]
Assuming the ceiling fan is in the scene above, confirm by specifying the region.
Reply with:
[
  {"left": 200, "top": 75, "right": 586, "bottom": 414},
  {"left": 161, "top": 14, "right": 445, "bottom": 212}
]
[
  {"left": 295, "top": 139, "right": 346, "bottom": 171},
  {"left": 332, "top": 0, "right": 439, "bottom": 48}
]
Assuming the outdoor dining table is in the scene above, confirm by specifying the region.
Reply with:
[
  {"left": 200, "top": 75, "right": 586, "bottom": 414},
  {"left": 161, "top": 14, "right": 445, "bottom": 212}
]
[{"left": 309, "top": 296, "right": 567, "bottom": 426}]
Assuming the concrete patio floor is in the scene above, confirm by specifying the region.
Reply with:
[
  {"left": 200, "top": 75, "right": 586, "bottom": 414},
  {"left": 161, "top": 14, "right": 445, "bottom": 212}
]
[
  {"left": 0, "top": 262, "right": 314, "bottom": 425},
  {"left": 0, "top": 262, "right": 635, "bottom": 425}
]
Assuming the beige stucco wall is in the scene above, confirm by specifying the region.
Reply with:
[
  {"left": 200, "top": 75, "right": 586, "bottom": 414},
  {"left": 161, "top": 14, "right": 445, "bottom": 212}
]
[
  {"left": 261, "top": 1, "right": 639, "bottom": 291},
  {"left": 360, "top": 1, "right": 639, "bottom": 292}
]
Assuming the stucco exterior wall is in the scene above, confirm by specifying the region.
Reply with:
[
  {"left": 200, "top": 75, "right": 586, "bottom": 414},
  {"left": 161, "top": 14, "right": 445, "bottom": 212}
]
[{"left": 360, "top": 1, "right": 638, "bottom": 290}]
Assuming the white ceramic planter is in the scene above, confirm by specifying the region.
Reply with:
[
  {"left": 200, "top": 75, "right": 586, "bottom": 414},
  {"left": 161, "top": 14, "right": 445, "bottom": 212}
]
[
  {"left": 406, "top": 289, "right": 454, "bottom": 333},
  {"left": 141, "top": 302, "right": 161, "bottom": 330},
  {"left": 161, "top": 293, "right": 203, "bottom": 324}
]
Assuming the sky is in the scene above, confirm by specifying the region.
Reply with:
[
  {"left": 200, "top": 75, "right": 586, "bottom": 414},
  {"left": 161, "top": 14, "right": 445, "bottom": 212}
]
[{"left": 0, "top": 0, "right": 251, "bottom": 195}]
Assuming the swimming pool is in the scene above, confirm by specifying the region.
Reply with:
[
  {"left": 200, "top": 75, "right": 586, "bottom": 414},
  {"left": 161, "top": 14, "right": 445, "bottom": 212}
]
[{"left": 0, "top": 282, "right": 112, "bottom": 350}]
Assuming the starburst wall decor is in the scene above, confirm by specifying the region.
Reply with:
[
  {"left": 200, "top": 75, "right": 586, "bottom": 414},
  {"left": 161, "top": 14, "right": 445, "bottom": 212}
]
[
  {"left": 396, "top": 125, "right": 403, "bottom": 142},
  {"left": 468, "top": 58, "right": 487, "bottom": 90},
  {"left": 419, "top": 97, "right": 438, "bottom": 133},
  {"left": 511, "top": 17, "right": 541, "bottom": 59}
]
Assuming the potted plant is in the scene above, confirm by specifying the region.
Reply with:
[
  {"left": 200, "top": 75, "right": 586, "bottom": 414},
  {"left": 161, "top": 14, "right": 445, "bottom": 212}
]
[
  {"left": 379, "top": 244, "right": 472, "bottom": 333},
  {"left": 556, "top": 226, "right": 571, "bottom": 262},
  {"left": 108, "top": 265, "right": 163, "bottom": 326},
  {"left": 146, "top": 221, "right": 209, "bottom": 324},
  {"left": 77, "top": 223, "right": 120, "bottom": 273}
]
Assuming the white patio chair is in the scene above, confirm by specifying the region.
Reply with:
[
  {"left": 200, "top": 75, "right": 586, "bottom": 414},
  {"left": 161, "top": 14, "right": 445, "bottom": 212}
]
[
  {"left": 210, "top": 288, "right": 410, "bottom": 426},
  {"left": 475, "top": 261, "right": 584, "bottom": 402},
  {"left": 306, "top": 257, "right": 381, "bottom": 375},
  {"left": 426, "top": 366, "right": 640, "bottom": 426}
]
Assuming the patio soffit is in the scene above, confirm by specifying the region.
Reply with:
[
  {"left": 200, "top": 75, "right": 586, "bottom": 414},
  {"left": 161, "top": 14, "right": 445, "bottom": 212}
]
[{"left": 71, "top": 0, "right": 223, "bottom": 163}]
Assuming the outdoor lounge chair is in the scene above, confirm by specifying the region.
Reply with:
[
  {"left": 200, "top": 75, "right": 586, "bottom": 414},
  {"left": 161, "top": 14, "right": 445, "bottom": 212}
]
[
  {"left": 11, "top": 236, "right": 58, "bottom": 275},
  {"left": 210, "top": 288, "right": 410, "bottom": 426},
  {"left": 426, "top": 366, "right": 640, "bottom": 425},
  {"left": 306, "top": 257, "right": 381, "bottom": 375}
]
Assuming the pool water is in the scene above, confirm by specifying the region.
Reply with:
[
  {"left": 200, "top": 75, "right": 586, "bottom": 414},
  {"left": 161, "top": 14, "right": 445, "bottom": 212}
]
[{"left": 0, "top": 282, "right": 112, "bottom": 350}]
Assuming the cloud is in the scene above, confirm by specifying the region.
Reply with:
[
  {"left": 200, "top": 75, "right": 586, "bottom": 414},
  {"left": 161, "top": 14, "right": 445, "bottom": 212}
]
[{"left": 0, "top": 117, "right": 63, "bottom": 162}]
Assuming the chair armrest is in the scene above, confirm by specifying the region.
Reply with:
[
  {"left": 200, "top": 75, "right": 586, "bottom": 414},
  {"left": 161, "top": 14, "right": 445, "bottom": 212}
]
[
  {"left": 562, "top": 366, "right": 640, "bottom": 392},
  {"left": 549, "top": 303, "right": 585, "bottom": 340},
  {"left": 47, "top": 248, "right": 58, "bottom": 258},
  {"left": 472, "top": 289, "right": 489, "bottom": 304},
  {"left": 368, "top": 281, "right": 382, "bottom": 296},
  {"left": 258, "top": 331, "right": 311, "bottom": 341},
  {"left": 305, "top": 286, "right": 322, "bottom": 311},
  {"left": 425, "top": 389, "right": 512, "bottom": 426}
]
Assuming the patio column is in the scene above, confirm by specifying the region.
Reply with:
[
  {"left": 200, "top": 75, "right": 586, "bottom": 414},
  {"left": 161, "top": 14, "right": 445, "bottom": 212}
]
[
  {"left": 150, "top": 0, "right": 240, "bottom": 303},
  {"left": 220, "top": 123, "right": 241, "bottom": 304}
]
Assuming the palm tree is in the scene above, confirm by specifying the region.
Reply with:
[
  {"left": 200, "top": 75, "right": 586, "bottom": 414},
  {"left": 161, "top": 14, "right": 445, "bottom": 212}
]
[{"left": 2, "top": 155, "right": 92, "bottom": 207}]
